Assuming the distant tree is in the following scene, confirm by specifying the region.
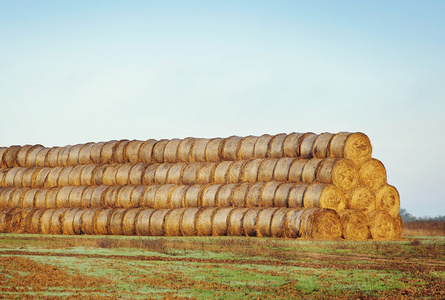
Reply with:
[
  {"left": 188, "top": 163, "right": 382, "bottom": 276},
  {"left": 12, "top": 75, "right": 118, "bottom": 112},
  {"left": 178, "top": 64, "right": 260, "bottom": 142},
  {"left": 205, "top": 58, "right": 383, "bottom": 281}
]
[{"left": 399, "top": 208, "right": 417, "bottom": 221}]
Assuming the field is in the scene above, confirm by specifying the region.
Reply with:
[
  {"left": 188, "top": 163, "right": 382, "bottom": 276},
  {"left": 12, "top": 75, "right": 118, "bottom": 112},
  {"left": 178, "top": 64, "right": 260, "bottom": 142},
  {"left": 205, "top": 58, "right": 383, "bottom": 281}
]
[{"left": 0, "top": 227, "right": 444, "bottom": 300}]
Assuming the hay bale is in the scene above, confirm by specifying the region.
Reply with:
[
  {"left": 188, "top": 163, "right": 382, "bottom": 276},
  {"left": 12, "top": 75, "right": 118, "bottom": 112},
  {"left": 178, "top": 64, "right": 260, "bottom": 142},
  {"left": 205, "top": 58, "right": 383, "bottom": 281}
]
[
  {"left": 228, "top": 207, "right": 249, "bottom": 236},
  {"left": 142, "top": 163, "right": 159, "bottom": 185},
  {"left": 0, "top": 169, "right": 8, "bottom": 186},
  {"left": 35, "top": 148, "right": 51, "bottom": 167},
  {"left": 212, "top": 161, "right": 232, "bottom": 184},
  {"left": 94, "top": 208, "right": 114, "bottom": 235},
  {"left": 116, "top": 164, "right": 133, "bottom": 185},
  {"left": 45, "top": 188, "right": 59, "bottom": 208},
  {"left": 284, "top": 209, "right": 305, "bottom": 238},
  {"left": 68, "top": 165, "right": 85, "bottom": 186},
  {"left": 62, "top": 208, "right": 81, "bottom": 235},
  {"left": 245, "top": 182, "right": 264, "bottom": 207},
  {"left": 80, "top": 186, "right": 96, "bottom": 208},
  {"left": 164, "top": 138, "right": 181, "bottom": 163},
  {"left": 303, "top": 183, "right": 346, "bottom": 211},
  {"left": 57, "top": 145, "right": 72, "bottom": 167},
  {"left": 10, "top": 188, "right": 26, "bottom": 208},
  {"left": 165, "top": 207, "right": 187, "bottom": 236},
  {"left": 102, "top": 164, "right": 120, "bottom": 186},
  {"left": 130, "top": 185, "right": 147, "bottom": 207},
  {"left": 0, "top": 209, "right": 11, "bottom": 232},
  {"left": 46, "top": 147, "right": 62, "bottom": 167},
  {"left": 122, "top": 208, "right": 143, "bottom": 235},
  {"left": 34, "top": 188, "right": 49, "bottom": 208},
  {"left": 150, "top": 209, "right": 171, "bottom": 236},
  {"left": 79, "top": 164, "right": 96, "bottom": 186},
  {"left": 256, "top": 208, "right": 279, "bottom": 237},
  {"left": 288, "top": 159, "right": 308, "bottom": 182},
  {"left": 16, "top": 145, "right": 33, "bottom": 167},
  {"left": 260, "top": 181, "right": 281, "bottom": 207},
  {"left": 313, "top": 132, "right": 334, "bottom": 158},
  {"left": 100, "top": 140, "right": 118, "bottom": 164},
  {"left": 141, "top": 185, "right": 160, "bottom": 208},
  {"left": 0, "top": 188, "right": 14, "bottom": 208},
  {"left": 359, "top": 159, "right": 387, "bottom": 191},
  {"left": 69, "top": 186, "right": 86, "bottom": 207},
  {"left": 32, "top": 167, "right": 51, "bottom": 188},
  {"left": 346, "top": 186, "right": 376, "bottom": 215},
  {"left": 109, "top": 208, "right": 127, "bottom": 235},
  {"left": 12, "top": 168, "right": 27, "bottom": 188},
  {"left": 113, "top": 140, "right": 130, "bottom": 164},
  {"left": 282, "top": 133, "right": 309, "bottom": 158},
  {"left": 58, "top": 166, "right": 74, "bottom": 187},
  {"left": 201, "top": 184, "right": 221, "bottom": 207},
  {"left": 221, "top": 136, "right": 243, "bottom": 161},
  {"left": 124, "top": 140, "right": 144, "bottom": 163},
  {"left": 50, "top": 208, "right": 69, "bottom": 234},
  {"left": 0, "top": 147, "right": 8, "bottom": 168},
  {"left": 56, "top": 186, "right": 74, "bottom": 208},
  {"left": 213, "top": 207, "right": 235, "bottom": 236},
  {"left": 329, "top": 132, "right": 372, "bottom": 166},
  {"left": 375, "top": 185, "right": 400, "bottom": 218},
  {"left": 254, "top": 134, "right": 273, "bottom": 159},
  {"left": 78, "top": 142, "right": 94, "bottom": 164},
  {"left": 317, "top": 158, "right": 359, "bottom": 192},
  {"left": 29, "top": 209, "right": 45, "bottom": 234},
  {"left": 90, "top": 185, "right": 109, "bottom": 207},
  {"left": 3, "top": 167, "right": 21, "bottom": 187},
  {"left": 196, "top": 162, "right": 216, "bottom": 184},
  {"left": 103, "top": 186, "right": 121, "bottom": 207},
  {"left": 22, "top": 208, "right": 37, "bottom": 233},
  {"left": 338, "top": 210, "right": 370, "bottom": 240},
  {"left": 242, "top": 208, "right": 262, "bottom": 236},
  {"left": 268, "top": 133, "right": 287, "bottom": 158},
  {"left": 81, "top": 207, "right": 101, "bottom": 234},
  {"left": 392, "top": 214, "right": 403, "bottom": 239},
  {"left": 196, "top": 207, "right": 218, "bottom": 236},
  {"left": 166, "top": 162, "right": 186, "bottom": 184},
  {"left": 92, "top": 165, "right": 106, "bottom": 186},
  {"left": 367, "top": 210, "right": 395, "bottom": 240},
  {"left": 44, "top": 166, "right": 64, "bottom": 188},
  {"left": 135, "top": 208, "right": 155, "bottom": 235},
  {"left": 169, "top": 185, "right": 189, "bottom": 208},
  {"left": 152, "top": 139, "right": 169, "bottom": 163},
  {"left": 205, "top": 138, "right": 224, "bottom": 162},
  {"left": 300, "top": 208, "right": 342, "bottom": 239},
  {"left": 274, "top": 183, "right": 296, "bottom": 207},
  {"left": 180, "top": 207, "right": 201, "bottom": 236},
  {"left": 40, "top": 208, "right": 56, "bottom": 234},
  {"left": 154, "top": 184, "right": 175, "bottom": 209},
  {"left": 190, "top": 138, "right": 210, "bottom": 162},
  {"left": 116, "top": 185, "right": 136, "bottom": 208},
  {"left": 26, "top": 145, "right": 44, "bottom": 167},
  {"left": 2, "top": 145, "right": 21, "bottom": 168},
  {"left": 227, "top": 161, "right": 245, "bottom": 184},
  {"left": 270, "top": 208, "right": 289, "bottom": 237},
  {"left": 128, "top": 163, "right": 147, "bottom": 185},
  {"left": 301, "top": 159, "right": 323, "bottom": 183},
  {"left": 184, "top": 185, "right": 203, "bottom": 207},
  {"left": 139, "top": 139, "right": 157, "bottom": 163},
  {"left": 154, "top": 163, "right": 173, "bottom": 184},
  {"left": 237, "top": 136, "right": 259, "bottom": 160},
  {"left": 231, "top": 182, "right": 250, "bottom": 207},
  {"left": 178, "top": 138, "right": 197, "bottom": 162},
  {"left": 68, "top": 144, "right": 83, "bottom": 166},
  {"left": 241, "top": 159, "right": 262, "bottom": 183},
  {"left": 72, "top": 208, "right": 86, "bottom": 234},
  {"left": 273, "top": 158, "right": 295, "bottom": 181},
  {"left": 21, "top": 189, "right": 38, "bottom": 208},
  {"left": 216, "top": 183, "right": 236, "bottom": 207}
]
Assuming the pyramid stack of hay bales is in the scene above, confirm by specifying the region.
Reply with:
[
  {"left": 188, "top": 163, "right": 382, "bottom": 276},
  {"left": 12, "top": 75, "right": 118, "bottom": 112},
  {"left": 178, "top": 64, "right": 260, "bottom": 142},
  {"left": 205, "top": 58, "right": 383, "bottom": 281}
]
[{"left": 0, "top": 132, "right": 401, "bottom": 240}]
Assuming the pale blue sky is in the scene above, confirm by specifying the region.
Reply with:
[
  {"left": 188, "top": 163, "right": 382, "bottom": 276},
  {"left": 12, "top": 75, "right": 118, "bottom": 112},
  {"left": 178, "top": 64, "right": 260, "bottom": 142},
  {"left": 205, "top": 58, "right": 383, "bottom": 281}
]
[{"left": 1, "top": 1, "right": 444, "bottom": 217}]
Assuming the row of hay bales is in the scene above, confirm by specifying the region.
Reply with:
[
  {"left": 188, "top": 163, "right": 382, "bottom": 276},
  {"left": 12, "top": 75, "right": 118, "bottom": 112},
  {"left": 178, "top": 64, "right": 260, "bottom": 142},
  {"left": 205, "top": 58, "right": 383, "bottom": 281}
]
[{"left": 0, "top": 132, "right": 401, "bottom": 240}]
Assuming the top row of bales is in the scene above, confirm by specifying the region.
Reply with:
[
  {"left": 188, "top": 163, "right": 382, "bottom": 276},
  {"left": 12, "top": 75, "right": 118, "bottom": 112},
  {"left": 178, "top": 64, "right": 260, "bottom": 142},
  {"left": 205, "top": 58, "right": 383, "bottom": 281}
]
[{"left": 0, "top": 132, "right": 372, "bottom": 169}]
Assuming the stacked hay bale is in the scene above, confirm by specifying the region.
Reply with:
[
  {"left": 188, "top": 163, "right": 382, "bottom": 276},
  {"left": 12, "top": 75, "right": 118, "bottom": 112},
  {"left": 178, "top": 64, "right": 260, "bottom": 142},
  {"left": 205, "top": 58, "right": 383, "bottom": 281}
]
[{"left": 0, "top": 132, "right": 401, "bottom": 240}]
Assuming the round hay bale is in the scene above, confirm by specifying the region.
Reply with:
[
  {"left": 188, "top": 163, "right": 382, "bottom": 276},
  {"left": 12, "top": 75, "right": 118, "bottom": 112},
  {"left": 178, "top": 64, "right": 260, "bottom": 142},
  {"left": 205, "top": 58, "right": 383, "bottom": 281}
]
[
  {"left": 26, "top": 145, "right": 44, "bottom": 167},
  {"left": 0, "top": 209, "right": 10, "bottom": 232},
  {"left": 338, "top": 209, "right": 370, "bottom": 240},
  {"left": 190, "top": 138, "right": 210, "bottom": 162},
  {"left": 40, "top": 208, "right": 56, "bottom": 234},
  {"left": 154, "top": 163, "right": 173, "bottom": 185},
  {"left": 212, "top": 207, "right": 235, "bottom": 236},
  {"left": 5, "top": 208, "right": 25, "bottom": 233},
  {"left": 109, "top": 208, "right": 127, "bottom": 235},
  {"left": 68, "top": 165, "right": 85, "bottom": 186},
  {"left": 375, "top": 185, "right": 400, "bottom": 218},
  {"left": 154, "top": 184, "right": 175, "bottom": 209},
  {"left": 288, "top": 159, "right": 308, "bottom": 182},
  {"left": 317, "top": 158, "right": 359, "bottom": 192},
  {"left": 254, "top": 134, "right": 273, "bottom": 159},
  {"left": 124, "top": 140, "right": 144, "bottom": 163},
  {"left": 241, "top": 159, "right": 262, "bottom": 183},
  {"left": 58, "top": 166, "right": 74, "bottom": 187},
  {"left": 142, "top": 163, "right": 159, "bottom": 185},
  {"left": 44, "top": 166, "right": 64, "bottom": 188},
  {"left": 245, "top": 182, "right": 263, "bottom": 207},
  {"left": 16, "top": 145, "right": 33, "bottom": 167},
  {"left": 271, "top": 208, "right": 289, "bottom": 237},
  {"left": 117, "top": 185, "right": 136, "bottom": 208},
  {"left": 230, "top": 182, "right": 250, "bottom": 207},
  {"left": 122, "top": 208, "right": 143, "bottom": 235},
  {"left": 393, "top": 214, "right": 403, "bottom": 239},
  {"left": 359, "top": 159, "right": 387, "bottom": 191},
  {"left": 284, "top": 209, "right": 305, "bottom": 238},
  {"left": 115, "top": 164, "right": 133, "bottom": 186},
  {"left": 184, "top": 185, "right": 203, "bottom": 207},
  {"left": 78, "top": 142, "right": 95, "bottom": 165},
  {"left": 346, "top": 186, "right": 376, "bottom": 215},
  {"left": 68, "top": 144, "right": 83, "bottom": 166},
  {"left": 113, "top": 139, "right": 130, "bottom": 164},
  {"left": 258, "top": 158, "right": 279, "bottom": 182},
  {"left": 180, "top": 207, "right": 201, "bottom": 236},
  {"left": 69, "top": 186, "right": 86, "bottom": 207},
  {"left": 303, "top": 183, "right": 346, "bottom": 211},
  {"left": 130, "top": 185, "right": 147, "bottom": 207},
  {"left": 128, "top": 163, "right": 148, "bottom": 185},
  {"left": 216, "top": 183, "right": 236, "bottom": 207},
  {"left": 300, "top": 208, "right": 342, "bottom": 239},
  {"left": 102, "top": 164, "right": 120, "bottom": 186},
  {"left": 50, "top": 208, "right": 69, "bottom": 234},
  {"left": 56, "top": 186, "right": 74, "bottom": 208},
  {"left": 242, "top": 208, "right": 262, "bottom": 236},
  {"left": 94, "top": 208, "right": 114, "bottom": 235},
  {"left": 329, "top": 132, "right": 372, "bottom": 166},
  {"left": 0, "top": 169, "right": 8, "bottom": 186},
  {"left": 12, "top": 168, "right": 27, "bottom": 188},
  {"left": 89, "top": 142, "right": 105, "bottom": 164},
  {"left": 35, "top": 148, "right": 50, "bottom": 167},
  {"left": 103, "top": 186, "right": 121, "bottom": 207},
  {"left": 313, "top": 132, "right": 334, "bottom": 158},
  {"left": 166, "top": 162, "right": 186, "bottom": 184},
  {"left": 273, "top": 158, "right": 295, "bottom": 181},
  {"left": 212, "top": 161, "right": 232, "bottom": 184},
  {"left": 201, "top": 184, "right": 221, "bottom": 207},
  {"left": 135, "top": 208, "right": 155, "bottom": 236},
  {"left": 196, "top": 162, "right": 216, "bottom": 184},
  {"left": 256, "top": 207, "right": 279, "bottom": 237},
  {"left": 205, "top": 138, "right": 224, "bottom": 162},
  {"left": 21, "top": 189, "right": 38, "bottom": 208},
  {"left": 227, "top": 161, "right": 245, "bottom": 184},
  {"left": 169, "top": 185, "right": 189, "bottom": 208},
  {"left": 101, "top": 140, "right": 118, "bottom": 164},
  {"left": 79, "top": 164, "right": 95, "bottom": 186},
  {"left": 177, "top": 138, "right": 197, "bottom": 162},
  {"left": 90, "top": 185, "right": 109, "bottom": 207},
  {"left": 3, "top": 167, "right": 21, "bottom": 187},
  {"left": 150, "top": 209, "right": 171, "bottom": 236},
  {"left": 46, "top": 147, "right": 62, "bottom": 167},
  {"left": 80, "top": 186, "right": 96, "bottom": 208},
  {"left": 0, "top": 147, "right": 8, "bottom": 168},
  {"left": 274, "top": 183, "right": 296, "bottom": 207},
  {"left": 81, "top": 207, "right": 101, "bottom": 235},
  {"left": 141, "top": 185, "right": 160, "bottom": 208},
  {"left": 22, "top": 208, "right": 37, "bottom": 233},
  {"left": 28, "top": 209, "right": 45, "bottom": 234},
  {"left": 62, "top": 207, "right": 81, "bottom": 235},
  {"left": 10, "top": 188, "right": 26, "bottom": 208},
  {"left": 260, "top": 181, "right": 281, "bottom": 207},
  {"left": 268, "top": 133, "right": 287, "bottom": 158},
  {"left": 92, "top": 165, "right": 107, "bottom": 186},
  {"left": 45, "top": 188, "right": 59, "bottom": 208},
  {"left": 368, "top": 210, "right": 395, "bottom": 240},
  {"left": 165, "top": 207, "right": 187, "bottom": 236},
  {"left": 2, "top": 146, "right": 21, "bottom": 168},
  {"left": 228, "top": 207, "right": 249, "bottom": 236},
  {"left": 164, "top": 138, "right": 181, "bottom": 163},
  {"left": 152, "top": 139, "right": 169, "bottom": 163},
  {"left": 181, "top": 163, "right": 201, "bottom": 185},
  {"left": 0, "top": 188, "right": 14, "bottom": 208},
  {"left": 301, "top": 159, "right": 323, "bottom": 183},
  {"left": 282, "top": 133, "right": 306, "bottom": 158},
  {"left": 196, "top": 207, "right": 218, "bottom": 236},
  {"left": 221, "top": 136, "right": 243, "bottom": 161},
  {"left": 57, "top": 145, "right": 72, "bottom": 167},
  {"left": 34, "top": 188, "right": 49, "bottom": 208},
  {"left": 237, "top": 136, "right": 259, "bottom": 160},
  {"left": 72, "top": 208, "right": 87, "bottom": 234},
  {"left": 32, "top": 167, "right": 51, "bottom": 188}
]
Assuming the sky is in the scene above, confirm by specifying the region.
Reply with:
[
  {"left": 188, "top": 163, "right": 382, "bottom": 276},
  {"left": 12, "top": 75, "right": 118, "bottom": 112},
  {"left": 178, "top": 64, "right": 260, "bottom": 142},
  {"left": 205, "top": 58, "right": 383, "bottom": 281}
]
[{"left": 0, "top": 1, "right": 444, "bottom": 217}]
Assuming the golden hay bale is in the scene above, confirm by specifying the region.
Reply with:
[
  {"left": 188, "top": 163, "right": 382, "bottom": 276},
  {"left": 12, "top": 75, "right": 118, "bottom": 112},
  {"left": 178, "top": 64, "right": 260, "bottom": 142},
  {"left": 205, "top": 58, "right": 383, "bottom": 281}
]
[
  {"left": 45, "top": 188, "right": 59, "bottom": 209},
  {"left": 273, "top": 158, "right": 295, "bottom": 181},
  {"left": 288, "top": 159, "right": 308, "bottom": 182},
  {"left": 139, "top": 139, "right": 157, "bottom": 163},
  {"left": 196, "top": 207, "right": 218, "bottom": 236},
  {"left": 26, "top": 145, "right": 45, "bottom": 167},
  {"left": 5, "top": 208, "right": 25, "bottom": 233},
  {"left": 282, "top": 133, "right": 309, "bottom": 158},
  {"left": 142, "top": 163, "right": 159, "bottom": 185},
  {"left": 184, "top": 185, "right": 203, "bottom": 207},
  {"left": 195, "top": 162, "right": 215, "bottom": 185},
  {"left": 164, "top": 138, "right": 181, "bottom": 163},
  {"left": 260, "top": 181, "right": 281, "bottom": 207},
  {"left": 212, "top": 161, "right": 232, "bottom": 184},
  {"left": 237, "top": 136, "right": 259, "bottom": 160},
  {"left": 35, "top": 148, "right": 50, "bottom": 167},
  {"left": 221, "top": 136, "right": 243, "bottom": 161},
  {"left": 245, "top": 182, "right": 263, "bottom": 207},
  {"left": 92, "top": 165, "right": 107, "bottom": 186},
  {"left": 150, "top": 209, "right": 171, "bottom": 236},
  {"left": 68, "top": 144, "right": 83, "bottom": 166},
  {"left": 205, "top": 138, "right": 224, "bottom": 162},
  {"left": 268, "top": 133, "right": 287, "bottom": 158},
  {"left": 2, "top": 167, "right": 21, "bottom": 187},
  {"left": 109, "top": 208, "right": 127, "bottom": 235},
  {"left": 32, "top": 167, "right": 51, "bottom": 188},
  {"left": 69, "top": 186, "right": 86, "bottom": 207},
  {"left": 34, "top": 189, "right": 49, "bottom": 208},
  {"left": 253, "top": 134, "right": 273, "bottom": 159},
  {"left": 57, "top": 145, "right": 72, "bottom": 167},
  {"left": 22, "top": 208, "right": 37, "bottom": 233},
  {"left": 338, "top": 209, "right": 370, "bottom": 240},
  {"left": 124, "top": 140, "right": 144, "bottom": 163},
  {"left": 128, "top": 163, "right": 148, "bottom": 185},
  {"left": 329, "top": 132, "right": 372, "bottom": 166},
  {"left": 103, "top": 186, "right": 121, "bottom": 207},
  {"left": 72, "top": 208, "right": 87, "bottom": 234},
  {"left": 169, "top": 185, "right": 189, "bottom": 208},
  {"left": 90, "top": 185, "right": 109, "bottom": 207},
  {"left": 116, "top": 185, "right": 136, "bottom": 208},
  {"left": 152, "top": 139, "right": 169, "bottom": 163},
  {"left": 201, "top": 184, "right": 221, "bottom": 207},
  {"left": 375, "top": 185, "right": 400, "bottom": 218},
  {"left": 165, "top": 207, "right": 187, "bottom": 236},
  {"left": 46, "top": 147, "right": 62, "bottom": 167},
  {"left": 367, "top": 210, "right": 395, "bottom": 240},
  {"left": 62, "top": 208, "right": 82, "bottom": 235},
  {"left": 10, "top": 188, "right": 26, "bottom": 208},
  {"left": 102, "top": 164, "right": 120, "bottom": 185},
  {"left": 50, "top": 208, "right": 69, "bottom": 234},
  {"left": 392, "top": 214, "right": 403, "bottom": 239},
  {"left": 100, "top": 140, "right": 118, "bottom": 164},
  {"left": 135, "top": 208, "right": 155, "bottom": 236},
  {"left": 213, "top": 207, "right": 235, "bottom": 236},
  {"left": 113, "top": 140, "right": 130, "bottom": 164},
  {"left": 359, "top": 159, "right": 387, "bottom": 191},
  {"left": 80, "top": 186, "right": 95, "bottom": 208},
  {"left": 241, "top": 159, "right": 262, "bottom": 183},
  {"left": 21, "top": 189, "right": 38, "bottom": 208},
  {"left": 116, "top": 164, "right": 133, "bottom": 186},
  {"left": 56, "top": 186, "right": 75, "bottom": 208},
  {"left": 270, "top": 208, "right": 289, "bottom": 237},
  {"left": 190, "top": 138, "right": 211, "bottom": 162},
  {"left": 141, "top": 185, "right": 161, "bottom": 208},
  {"left": 79, "top": 164, "right": 95, "bottom": 186},
  {"left": 40, "top": 208, "right": 56, "bottom": 234},
  {"left": 154, "top": 163, "right": 173, "bottom": 184},
  {"left": 154, "top": 184, "right": 176, "bottom": 209},
  {"left": 177, "top": 138, "right": 197, "bottom": 162},
  {"left": 346, "top": 186, "right": 376, "bottom": 214},
  {"left": 16, "top": 145, "right": 34, "bottom": 167},
  {"left": 303, "top": 183, "right": 346, "bottom": 211},
  {"left": 274, "top": 183, "right": 296, "bottom": 207},
  {"left": 0, "top": 147, "right": 8, "bottom": 167},
  {"left": 0, "top": 169, "right": 8, "bottom": 186},
  {"left": 58, "top": 166, "right": 74, "bottom": 187},
  {"left": 68, "top": 165, "right": 85, "bottom": 186},
  {"left": 299, "top": 208, "right": 342, "bottom": 239},
  {"left": 122, "top": 208, "right": 143, "bottom": 235},
  {"left": 181, "top": 207, "right": 201, "bottom": 236},
  {"left": 130, "top": 185, "right": 148, "bottom": 207},
  {"left": 301, "top": 159, "right": 323, "bottom": 183},
  {"left": 216, "top": 183, "right": 236, "bottom": 207},
  {"left": 27, "top": 209, "right": 45, "bottom": 234},
  {"left": 2, "top": 145, "right": 21, "bottom": 168},
  {"left": 0, "top": 188, "right": 14, "bottom": 208},
  {"left": 78, "top": 142, "right": 95, "bottom": 164},
  {"left": 227, "top": 161, "right": 245, "bottom": 184},
  {"left": 256, "top": 207, "right": 279, "bottom": 237},
  {"left": 313, "top": 132, "right": 334, "bottom": 158},
  {"left": 94, "top": 208, "right": 114, "bottom": 235},
  {"left": 230, "top": 182, "right": 250, "bottom": 207},
  {"left": 166, "top": 162, "right": 186, "bottom": 184},
  {"left": 317, "top": 158, "right": 359, "bottom": 192},
  {"left": 228, "top": 207, "right": 249, "bottom": 236},
  {"left": 284, "top": 209, "right": 305, "bottom": 238},
  {"left": 13, "top": 168, "right": 27, "bottom": 188},
  {"left": 44, "top": 166, "right": 64, "bottom": 188},
  {"left": 243, "top": 208, "right": 263, "bottom": 236}
]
